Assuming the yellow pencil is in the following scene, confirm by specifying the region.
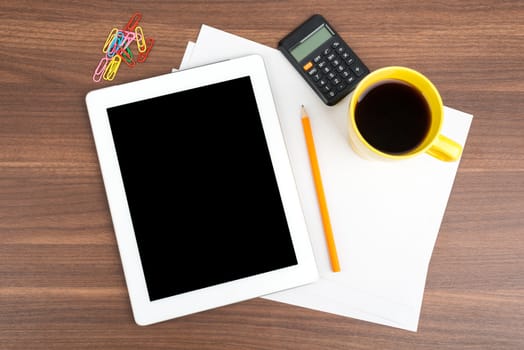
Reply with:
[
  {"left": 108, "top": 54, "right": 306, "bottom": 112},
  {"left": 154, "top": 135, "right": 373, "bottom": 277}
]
[{"left": 300, "top": 105, "right": 341, "bottom": 272}]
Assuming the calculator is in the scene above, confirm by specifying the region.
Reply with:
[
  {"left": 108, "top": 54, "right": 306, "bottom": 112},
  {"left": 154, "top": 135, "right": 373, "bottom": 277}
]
[{"left": 278, "top": 14, "right": 369, "bottom": 106}]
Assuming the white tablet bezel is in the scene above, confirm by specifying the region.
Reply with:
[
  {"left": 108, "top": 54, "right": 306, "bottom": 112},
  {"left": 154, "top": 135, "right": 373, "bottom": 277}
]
[{"left": 85, "top": 54, "right": 318, "bottom": 326}]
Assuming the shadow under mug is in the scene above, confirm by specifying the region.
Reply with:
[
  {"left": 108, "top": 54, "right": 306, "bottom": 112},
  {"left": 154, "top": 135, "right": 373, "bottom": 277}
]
[{"left": 348, "top": 66, "right": 462, "bottom": 162}]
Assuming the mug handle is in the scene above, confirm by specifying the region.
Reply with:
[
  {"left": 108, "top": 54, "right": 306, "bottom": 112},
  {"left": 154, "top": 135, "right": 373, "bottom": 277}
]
[{"left": 426, "top": 134, "right": 463, "bottom": 162}]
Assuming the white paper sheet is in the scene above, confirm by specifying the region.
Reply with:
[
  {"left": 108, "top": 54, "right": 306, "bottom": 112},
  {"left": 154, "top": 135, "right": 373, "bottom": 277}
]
[{"left": 179, "top": 25, "right": 473, "bottom": 331}]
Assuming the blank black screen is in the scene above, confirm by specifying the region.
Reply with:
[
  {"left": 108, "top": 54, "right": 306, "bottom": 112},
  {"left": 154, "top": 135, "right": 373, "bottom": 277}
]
[{"left": 107, "top": 76, "right": 298, "bottom": 301}]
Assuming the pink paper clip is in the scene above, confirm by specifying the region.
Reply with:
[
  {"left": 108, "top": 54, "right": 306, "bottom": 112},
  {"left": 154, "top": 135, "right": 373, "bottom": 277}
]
[
  {"left": 116, "top": 31, "right": 136, "bottom": 56},
  {"left": 137, "top": 37, "right": 154, "bottom": 63},
  {"left": 93, "top": 56, "right": 110, "bottom": 82},
  {"left": 124, "top": 12, "right": 142, "bottom": 31},
  {"left": 123, "top": 30, "right": 136, "bottom": 49}
]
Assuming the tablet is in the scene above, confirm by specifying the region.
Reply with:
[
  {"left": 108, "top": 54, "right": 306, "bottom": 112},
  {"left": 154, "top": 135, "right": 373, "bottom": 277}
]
[{"left": 85, "top": 54, "right": 318, "bottom": 326}]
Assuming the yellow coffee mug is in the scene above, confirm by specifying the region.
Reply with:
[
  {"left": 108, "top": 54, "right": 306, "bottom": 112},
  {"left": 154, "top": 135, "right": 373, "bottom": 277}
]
[{"left": 348, "top": 66, "right": 462, "bottom": 161}]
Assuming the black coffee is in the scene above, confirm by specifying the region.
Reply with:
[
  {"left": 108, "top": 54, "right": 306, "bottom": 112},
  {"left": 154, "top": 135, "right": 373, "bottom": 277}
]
[{"left": 355, "top": 80, "right": 431, "bottom": 154}]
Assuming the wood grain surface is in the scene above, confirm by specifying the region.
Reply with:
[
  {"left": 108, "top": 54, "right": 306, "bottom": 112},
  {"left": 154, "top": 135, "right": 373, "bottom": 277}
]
[{"left": 1, "top": 1, "right": 523, "bottom": 349}]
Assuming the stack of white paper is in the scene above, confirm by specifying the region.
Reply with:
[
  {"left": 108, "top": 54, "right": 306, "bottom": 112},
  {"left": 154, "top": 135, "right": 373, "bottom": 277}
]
[{"left": 178, "top": 25, "right": 473, "bottom": 331}]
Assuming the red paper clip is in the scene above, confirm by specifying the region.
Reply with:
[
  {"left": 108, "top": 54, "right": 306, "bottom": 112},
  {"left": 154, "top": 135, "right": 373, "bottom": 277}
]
[{"left": 124, "top": 12, "right": 142, "bottom": 31}]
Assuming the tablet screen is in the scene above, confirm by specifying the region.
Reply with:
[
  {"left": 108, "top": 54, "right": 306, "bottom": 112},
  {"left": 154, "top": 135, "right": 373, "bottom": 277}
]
[{"left": 107, "top": 76, "right": 298, "bottom": 301}]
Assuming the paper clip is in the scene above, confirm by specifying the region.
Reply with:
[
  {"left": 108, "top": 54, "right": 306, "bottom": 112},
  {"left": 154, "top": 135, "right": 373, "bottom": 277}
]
[
  {"left": 103, "top": 54, "right": 122, "bottom": 81},
  {"left": 106, "top": 31, "right": 127, "bottom": 58},
  {"left": 124, "top": 12, "right": 142, "bottom": 31},
  {"left": 123, "top": 30, "right": 136, "bottom": 49},
  {"left": 135, "top": 26, "right": 147, "bottom": 53},
  {"left": 113, "top": 31, "right": 135, "bottom": 57},
  {"left": 102, "top": 28, "right": 118, "bottom": 53},
  {"left": 121, "top": 47, "right": 136, "bottom": 67},
  {"left": 137, "top": 37, "right": 154, "bottom": 63},
  {"left": 93, "top": 57, "right": 110, "bottom": 82}
]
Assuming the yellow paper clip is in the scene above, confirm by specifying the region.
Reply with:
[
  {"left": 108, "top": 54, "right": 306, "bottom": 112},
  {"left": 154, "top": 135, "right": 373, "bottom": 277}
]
[
  {"left": 135, "top": 26, "right": 147, "bottom": 53},
  {"left": 103, "top": 54, "right": 122, "bottom": 81},
  {"left": 102, "top": 28, "right": 118, "bottom": 53}
]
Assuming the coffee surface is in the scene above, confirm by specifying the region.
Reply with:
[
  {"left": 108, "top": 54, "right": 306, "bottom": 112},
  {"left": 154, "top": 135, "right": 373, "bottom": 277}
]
[{"left": 355, "top": 81, "right": 431, "bottom": 154}]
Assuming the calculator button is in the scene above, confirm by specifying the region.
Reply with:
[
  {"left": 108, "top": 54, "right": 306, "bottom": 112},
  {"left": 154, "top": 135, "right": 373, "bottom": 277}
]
[
  {"left": 313, "top": 54, "right": 322, "bottom": 63},
  {"left": 322, "top": 47, "right": 331, "bottom": 55},
  {"left": 308, "top": 67, "right": 318, "bottom": 76},
  {"left": 346, "top": 57, "right": 355, "bottom": 65},
  {"left": 317, "top": 60, "right": 328, "bottom": 69},
  {"left": 350, "top": 63, "right": 365, "bottom": 76},
  {"left": 327, "top": 71, "right": 336, "bottom": 80},
  {"left": 331, "top": 59, "right": 340, "bottom": 66},
  {"left": 340, "top": 70, "right": 352, "bottom": 78},
  {"left": 327, "top": 53, "right": 336, "bottom": 61},
  {"left": 332, "top": 41, "right": 341, "bottom": 49},
  {"left": 303, "top": 61, "right": 314, "bottom": 71}
]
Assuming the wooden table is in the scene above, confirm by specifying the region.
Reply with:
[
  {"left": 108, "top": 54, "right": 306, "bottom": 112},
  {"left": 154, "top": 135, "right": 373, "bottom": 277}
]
[{"left": 2, "top": 1, "right": 523, "bottom": 348}]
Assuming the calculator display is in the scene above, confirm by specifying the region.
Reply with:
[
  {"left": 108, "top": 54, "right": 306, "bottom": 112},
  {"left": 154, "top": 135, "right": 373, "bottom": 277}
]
[{"left": 290, "top": 25, "right": 333, "bottom": 62}]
